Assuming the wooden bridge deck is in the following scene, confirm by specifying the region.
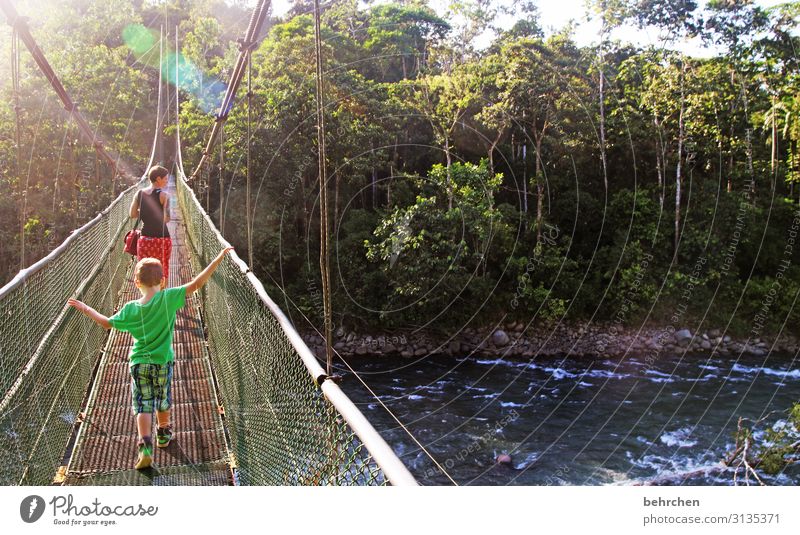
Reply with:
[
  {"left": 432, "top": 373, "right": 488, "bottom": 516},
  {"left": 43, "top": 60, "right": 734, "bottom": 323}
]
[{"left": 62, "top": 188, "right": 233, "bottom": 486}]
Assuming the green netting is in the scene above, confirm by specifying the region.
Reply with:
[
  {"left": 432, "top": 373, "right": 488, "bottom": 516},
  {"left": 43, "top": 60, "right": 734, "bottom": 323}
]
[
  {"left": 176, "top": 175, "right": 390, "bottom": 486},
  {"left": 65, "top": 462, "right": 232, "bottom": 486},
  {"left": 0, "top": 183, "right": 141, "bottom": 485}
]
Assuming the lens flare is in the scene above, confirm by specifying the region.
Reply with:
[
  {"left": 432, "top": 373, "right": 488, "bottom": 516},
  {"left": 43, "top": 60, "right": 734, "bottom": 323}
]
[
  {"left": 122, "top": 24, "right": 156, "bottom": 55},
  {"left": 162, "top": 51, "right": 226, "bottom": 114},
  {"left": 124, "top": 25, "right": 225, "bottom": 114}
]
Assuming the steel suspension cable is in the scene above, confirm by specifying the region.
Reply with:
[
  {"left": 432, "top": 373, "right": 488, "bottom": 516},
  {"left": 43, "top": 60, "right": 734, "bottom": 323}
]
[
  {"left": 246, "top": 53, "right": 253, "bottom": 268},
  {"left": 11, "top": 22, "right": 24, "bottom": 269},
  {"left": 313, "top": 0, "right": 334, "bottom": 378},
  {"left": 188, "top": 0, "right": 271, "bottom": 182}
]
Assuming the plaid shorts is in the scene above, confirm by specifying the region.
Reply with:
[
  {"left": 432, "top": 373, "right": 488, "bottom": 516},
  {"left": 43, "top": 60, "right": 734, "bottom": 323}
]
[{"left": 130, "top": 362, "right": 173, "bottom": 414}]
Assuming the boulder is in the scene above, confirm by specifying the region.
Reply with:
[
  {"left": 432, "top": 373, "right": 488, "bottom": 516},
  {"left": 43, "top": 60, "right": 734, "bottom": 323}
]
[
  {"left": 674, "top": 329, "right": 693, "bottom": 347},
  {"left": 492, "top": 329, "right": 510, "bottom": 347},
  {"left": 709, "top": 328, "right": 721, "bottom": 338},
  {"left": 701, "top": 340, "right": 712, "bottom": 350}
]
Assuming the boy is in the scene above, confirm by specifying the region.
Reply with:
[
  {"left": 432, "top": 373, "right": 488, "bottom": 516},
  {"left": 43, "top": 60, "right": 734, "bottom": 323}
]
[{"left": 68, "top": 246, "right": 233, "bottom": 469}]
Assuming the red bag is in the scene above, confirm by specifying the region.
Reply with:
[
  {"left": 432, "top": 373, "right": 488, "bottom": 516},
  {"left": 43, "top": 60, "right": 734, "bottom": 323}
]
[
  {"left": 124, "top": 191, "right": 142, "bottom": 256},
  {"left": 124, "top": 228, "right": 140, "bottom": 255}
]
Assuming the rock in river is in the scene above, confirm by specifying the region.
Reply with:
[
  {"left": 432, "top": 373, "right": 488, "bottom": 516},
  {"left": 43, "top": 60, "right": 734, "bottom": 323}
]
[{"left": 492, "top": 329, "right": 510, "bottom": 347}]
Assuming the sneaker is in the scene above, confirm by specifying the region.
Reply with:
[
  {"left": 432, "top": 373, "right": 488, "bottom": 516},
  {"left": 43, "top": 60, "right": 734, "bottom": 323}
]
[
  {"left": 135, "top": 438, "right": 153, "bottom": 470},
  {"left": 156, "top": 425, "right": 173, "bottom": 448}
]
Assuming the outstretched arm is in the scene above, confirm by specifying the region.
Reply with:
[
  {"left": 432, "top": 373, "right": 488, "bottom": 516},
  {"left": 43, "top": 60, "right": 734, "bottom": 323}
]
[
  {"left": 183, "top": 247, "right": 234, "bottom": 297},
  {"left": 68, "top": 299, "right": 112, "bottom": 330}
]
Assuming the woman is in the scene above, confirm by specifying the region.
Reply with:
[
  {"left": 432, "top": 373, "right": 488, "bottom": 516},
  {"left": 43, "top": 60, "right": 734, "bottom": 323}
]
[{"left": 130, "top": 165, "right": 172, "bottom": 288}]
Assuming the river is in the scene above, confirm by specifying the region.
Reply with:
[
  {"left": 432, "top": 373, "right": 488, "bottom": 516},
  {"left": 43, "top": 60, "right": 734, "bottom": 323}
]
[{"left": 340, "top": 351, "right": 800, "bottom": 485}]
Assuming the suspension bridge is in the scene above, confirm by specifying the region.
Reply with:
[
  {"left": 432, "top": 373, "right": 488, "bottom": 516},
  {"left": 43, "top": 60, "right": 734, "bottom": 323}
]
[{"left": 0, "top": 0, "right": 419, "bottom": 486}]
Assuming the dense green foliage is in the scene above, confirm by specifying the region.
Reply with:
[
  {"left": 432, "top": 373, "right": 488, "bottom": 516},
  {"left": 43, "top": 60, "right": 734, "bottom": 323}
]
[{"left": 3, "top": 0, "right": 799, "bottom": 338}]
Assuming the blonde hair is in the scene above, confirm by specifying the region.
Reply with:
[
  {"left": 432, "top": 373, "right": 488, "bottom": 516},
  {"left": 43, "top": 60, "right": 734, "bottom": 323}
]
[{"left": 135, "top": 258, "right": 164, "bottom": 287}]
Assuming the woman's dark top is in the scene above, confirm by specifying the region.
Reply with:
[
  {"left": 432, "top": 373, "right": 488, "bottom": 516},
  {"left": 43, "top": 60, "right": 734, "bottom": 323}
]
[{"left": 139, "top": 189, "right": 170, "bottom": 238}]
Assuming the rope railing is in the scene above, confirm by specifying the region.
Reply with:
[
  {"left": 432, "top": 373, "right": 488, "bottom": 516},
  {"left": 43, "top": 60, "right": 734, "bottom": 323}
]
[
  {"left": 0, "top": 181, "right": 143, "bottom": 485},
  {"left": 175, "top": 171, "right": 417, "bottom": 486}
]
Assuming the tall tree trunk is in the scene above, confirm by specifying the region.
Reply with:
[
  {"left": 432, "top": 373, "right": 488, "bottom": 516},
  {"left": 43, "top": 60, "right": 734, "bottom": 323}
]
[
  {"left": 445, "top": 136, "right": 453, "bottom": 209},
  {"left": 770, "top": 94, "right": 778, "bottom": 175},
  {"left": 335, "top": 173, "right": 340, "bottom": 233},
  {"left": 487, "top": 129, "right": 503, "bottom": 175},
  {"left": 598, "top": 21, "right": 608, "bottom": 195},
  {"left": 535, "top": 138, "right": 543, "bottom": 246},
  {"left": 599, "top": 60, "right": 608, "bottom": 194},
  {"left": 728, "top": 68, "right": 737, "bottom": 193},
  {"left": 713, "top": 102, "right": 723, "bottom": 192},
  {"left": 522, "top": 141, "right": 528, "bottom": 214},
  {"left": 675, "top": 61, "right": 686, "bottom": 258},
  {"left": 740, "top": 78, "right": 755, "bottom": 198},
  {"left": 654, "top": 114, "right": 665, "bottom": 213}
]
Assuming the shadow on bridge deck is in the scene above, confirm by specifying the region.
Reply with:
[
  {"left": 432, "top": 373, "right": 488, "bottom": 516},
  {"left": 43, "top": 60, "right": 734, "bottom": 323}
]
[{"left": 62, "top": 192, "right": 233, "bottom": 486}]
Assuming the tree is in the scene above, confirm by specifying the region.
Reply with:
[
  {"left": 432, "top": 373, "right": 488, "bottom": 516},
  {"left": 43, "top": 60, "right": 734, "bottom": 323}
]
[
  {"left": 362, "top": 3, "right": 449, "bottom": 82},
  {"left": 585, "top": 0, "right": 629, "bottom": 195},
  {"left": 400, "top": 63, "right": 481, "bottom": 209},
  {"left": 486, "top": 34, "right": 582, "bottom": 244},
  {"left": 628, "top": 0, "right": 701, "bottom": 257}
]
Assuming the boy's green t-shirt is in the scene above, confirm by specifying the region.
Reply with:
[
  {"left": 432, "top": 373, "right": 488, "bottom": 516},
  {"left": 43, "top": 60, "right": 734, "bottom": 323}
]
[{"left": 108, "top": 287, "right": 186, "bottom": 366}]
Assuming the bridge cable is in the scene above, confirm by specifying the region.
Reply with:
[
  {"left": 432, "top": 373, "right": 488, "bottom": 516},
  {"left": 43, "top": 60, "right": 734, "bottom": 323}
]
[
  {"left": 246, "top": 52, "right": 254, "bottom": 268},
  {"left": 188, "top": 0, "right": 270, "bottom": 183},
  {"left": 11, "top": 22, "right": 24, "bottom": 269},
  {"left": 0, "top": 0, "right": 133, "bottom": 180},
  {"left": 313, "top": 0, "right": 334, "bottom": 378}
]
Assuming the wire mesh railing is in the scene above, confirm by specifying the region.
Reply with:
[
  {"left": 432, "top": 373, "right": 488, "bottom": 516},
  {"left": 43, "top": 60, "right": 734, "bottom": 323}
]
[
  {"left": 176, "top": 173, "right": 416, "bottom": 486},
  {"left": 0, "top": 182, "right": 142, "bottom": 485}
]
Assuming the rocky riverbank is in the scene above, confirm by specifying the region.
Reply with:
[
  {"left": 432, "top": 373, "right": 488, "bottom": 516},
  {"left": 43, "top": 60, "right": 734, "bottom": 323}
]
[{"left": 301, "top": 322, "right": 800, "bottom": 360}]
